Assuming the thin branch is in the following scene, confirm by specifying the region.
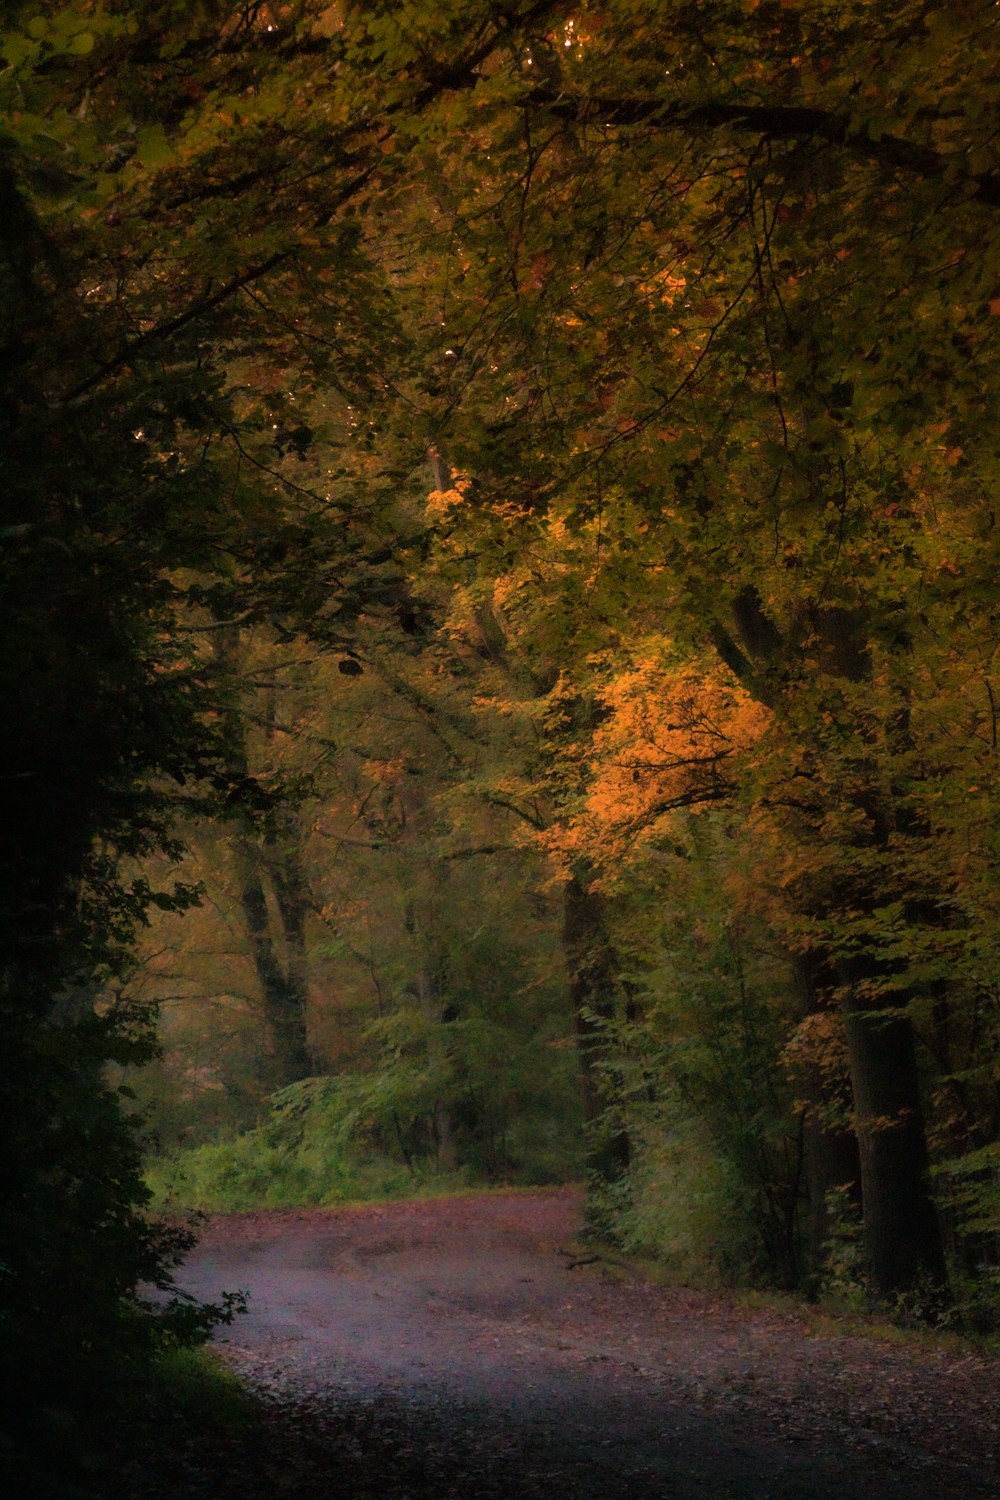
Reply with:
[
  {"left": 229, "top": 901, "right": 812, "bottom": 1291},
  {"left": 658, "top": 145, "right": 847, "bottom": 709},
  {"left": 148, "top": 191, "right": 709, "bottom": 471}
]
[
  {"left": 532, "top": 92, "right": 1000, "bottom": 208},
  {"left": 485, "top": 791, "right": 547, "bottom": 829}
]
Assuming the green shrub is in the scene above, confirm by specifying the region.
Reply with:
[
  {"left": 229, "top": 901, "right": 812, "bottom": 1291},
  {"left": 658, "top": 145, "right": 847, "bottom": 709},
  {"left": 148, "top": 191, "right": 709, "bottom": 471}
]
[
  {"left": 817, "top": 1182, "right": 868, "bottom": 1312},
  {"left": 146, "top": 1131, "right": 424, "bottom": 1213},
  {"left": 147, "top": 1065, "right": 582, "bottom": 1213},
  {"left": 605, "top": 1118, "right": 757, "bottom": 1284},
  {"left": 146, "top": 1078, "right": 454, "bottom": 1212}
]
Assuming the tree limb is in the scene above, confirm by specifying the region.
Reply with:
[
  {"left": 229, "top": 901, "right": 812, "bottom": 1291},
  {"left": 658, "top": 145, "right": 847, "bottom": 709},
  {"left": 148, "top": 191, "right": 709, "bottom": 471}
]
[{"left": 532, "top": 92, "right": 1000, "bottom": 208}]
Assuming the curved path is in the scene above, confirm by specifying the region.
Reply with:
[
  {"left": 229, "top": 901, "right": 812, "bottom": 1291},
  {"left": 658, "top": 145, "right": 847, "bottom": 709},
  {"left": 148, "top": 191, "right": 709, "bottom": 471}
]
[{"left": 181, "top": 1189, "right": 999, "bottom": 1500}]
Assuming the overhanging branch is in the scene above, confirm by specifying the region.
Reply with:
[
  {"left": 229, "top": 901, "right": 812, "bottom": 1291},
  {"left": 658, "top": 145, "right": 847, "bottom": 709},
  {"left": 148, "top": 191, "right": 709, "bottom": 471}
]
[{"left": 533, "top": 92, "right": 1000, "bottom": 208}]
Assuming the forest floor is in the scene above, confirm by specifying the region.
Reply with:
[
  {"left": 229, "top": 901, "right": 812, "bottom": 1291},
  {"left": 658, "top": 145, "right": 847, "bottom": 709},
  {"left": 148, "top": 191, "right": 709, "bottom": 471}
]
[{"left": 123, "top": 1189, "right": 999, "bottom": 1500}]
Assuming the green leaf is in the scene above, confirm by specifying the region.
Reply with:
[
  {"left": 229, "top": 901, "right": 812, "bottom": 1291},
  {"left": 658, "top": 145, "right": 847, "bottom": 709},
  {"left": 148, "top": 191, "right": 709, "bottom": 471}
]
[
  {"left": 0, "top": 34, "right": 33, "bottom": 65},
  {"left": 137, "top": 125, "right": 172, "bottom": 168}
]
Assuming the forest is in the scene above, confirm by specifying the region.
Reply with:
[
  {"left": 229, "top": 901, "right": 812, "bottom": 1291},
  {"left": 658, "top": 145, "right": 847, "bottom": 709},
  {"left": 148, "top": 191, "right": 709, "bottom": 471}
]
[{"left": 2, "top": 0, "right": 999, "bottom": 1472}]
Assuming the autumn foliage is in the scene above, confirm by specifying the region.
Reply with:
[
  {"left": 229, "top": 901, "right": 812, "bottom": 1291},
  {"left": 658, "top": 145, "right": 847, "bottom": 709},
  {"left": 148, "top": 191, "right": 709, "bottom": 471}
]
[{"left": 2, "top": 7, "right": 1000, "bottom": 1444}]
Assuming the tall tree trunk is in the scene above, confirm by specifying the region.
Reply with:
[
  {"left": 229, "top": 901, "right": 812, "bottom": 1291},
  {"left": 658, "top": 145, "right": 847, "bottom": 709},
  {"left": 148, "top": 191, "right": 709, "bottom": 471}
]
[
  {"left": 838, "top": 964, "right": 947, "bottom": 1296},
  {"left": 262, "top": 810, "right": 314, "bottom": 1075},
  {"left": 714, "top": 591, "right": 946, "bottom": 1296},
  {"left": 562, "top": 868, "right": 630, "bottom": 1189},
  {"left": 232, "top": 831, "right": 312, "bottom": 1085},
  {"left": 791, "top": 953, "right": 862, "bottom": 1284},
  {"left": 415, "top": 965, "right": 457, "bottom": 1170},
  {"left": 213, "top": 628, "right": 313, "bottom": 1086}
]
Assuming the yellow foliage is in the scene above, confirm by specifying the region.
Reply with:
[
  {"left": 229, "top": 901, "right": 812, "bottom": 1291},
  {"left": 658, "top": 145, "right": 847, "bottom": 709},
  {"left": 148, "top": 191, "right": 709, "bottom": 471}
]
[
  {"left": 583, "top": 659, "right": 769, "bottom": 837},
  {"left": 425, "top": 470, "right": 472, "bottom": 520}
]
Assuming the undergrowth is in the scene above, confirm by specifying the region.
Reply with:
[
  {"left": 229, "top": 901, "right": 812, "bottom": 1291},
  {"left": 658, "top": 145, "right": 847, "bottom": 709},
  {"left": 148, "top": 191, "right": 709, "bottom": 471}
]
[
  {"left": 146, "top": 1074, "right": 579, "bottom": 1213},
  {"left": 147, "top": 1133, "right": 468, "bottom": 1212}
]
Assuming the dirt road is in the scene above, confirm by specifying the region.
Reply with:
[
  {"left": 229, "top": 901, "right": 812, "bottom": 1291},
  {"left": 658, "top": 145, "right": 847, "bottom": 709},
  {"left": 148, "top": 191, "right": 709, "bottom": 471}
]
[{"left": 179, "top": 1189, "right": 999, "bottom": 1500}]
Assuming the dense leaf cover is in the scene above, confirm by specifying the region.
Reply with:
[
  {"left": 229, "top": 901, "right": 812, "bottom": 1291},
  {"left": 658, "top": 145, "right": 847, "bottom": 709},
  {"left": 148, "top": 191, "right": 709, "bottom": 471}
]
[{"left": 1, "top": 0, "right": 999, "bottom": 1433}]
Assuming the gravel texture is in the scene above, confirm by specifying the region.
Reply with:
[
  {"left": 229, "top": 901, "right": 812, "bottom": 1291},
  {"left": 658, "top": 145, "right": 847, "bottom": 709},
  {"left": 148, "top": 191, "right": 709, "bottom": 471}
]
[{"left": 128, "top": 1188, "right": 1000, "bottom": 1500}]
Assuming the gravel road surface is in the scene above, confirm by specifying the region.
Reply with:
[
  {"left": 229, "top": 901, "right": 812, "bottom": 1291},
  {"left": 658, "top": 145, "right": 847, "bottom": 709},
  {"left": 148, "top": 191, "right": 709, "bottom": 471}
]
[{"left": 176, "top": 1189, "right": 1000, "bottom": 1500}]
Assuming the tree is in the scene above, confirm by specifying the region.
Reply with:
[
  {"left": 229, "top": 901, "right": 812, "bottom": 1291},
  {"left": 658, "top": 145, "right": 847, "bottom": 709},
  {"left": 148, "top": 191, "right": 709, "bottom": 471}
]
[
  {"left": 350, "top": 0, "right": 998, "bottom": 1296},
  {"left": 0, "top": 67, "right": 233, "bottom": 1425},
  {"left": 3, "top": 0, "right": 998, "bottom": 1353},
  {"left": 295, "top": 630, "right": 583, "bottom": 1182}
]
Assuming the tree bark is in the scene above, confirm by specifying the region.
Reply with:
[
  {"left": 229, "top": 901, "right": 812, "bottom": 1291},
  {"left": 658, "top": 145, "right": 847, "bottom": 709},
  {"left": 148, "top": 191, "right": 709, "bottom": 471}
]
[
  {"left": 562, "top": 868, "right": 630, "bottom": 1188},
  {"left": 791, "top": 953, "right": 862, "bottom": 1283},
  {"left": 232, "top": 831, "right": 312, "bottom": 1085},
  {"left": 714, "top": 591, "right": 946, "bottom": 1296},
  {"left": 262, "top": 811, "right": 314, "bottom": 1074},
  {"left": 415, "top": 965, "right": 457, "bottom": 1171},
  {"left": 838, "top": 965, "right": 947, "bottom": 1296},
  {"left": 213, "top": 629, "right": 313, "bottom": 1086}
]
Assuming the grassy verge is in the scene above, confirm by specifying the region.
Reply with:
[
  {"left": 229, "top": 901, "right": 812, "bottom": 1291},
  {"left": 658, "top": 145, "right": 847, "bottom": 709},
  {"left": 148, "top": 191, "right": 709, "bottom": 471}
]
[
  {"left": 754, "top": 1290, "right": 1000, "bottom": 1358},
  {"left": 146, "top": 1137, "right": 480, "bottom": 1214},
  {"left": 565, "top": 1235, "right": 1000, "bottom": 1356},
  {"left": 145, "top": 1343, "right": 258, "bottom": 1426},
  {"left": 145, "top": 1074, "right": 581, "bottom": 1216}
]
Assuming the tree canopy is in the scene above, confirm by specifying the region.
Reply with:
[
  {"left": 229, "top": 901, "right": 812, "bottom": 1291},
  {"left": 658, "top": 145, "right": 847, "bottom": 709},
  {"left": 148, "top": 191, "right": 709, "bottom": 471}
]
[{"left": 2, "top": 0, "right": 999, "bottom": 1435}]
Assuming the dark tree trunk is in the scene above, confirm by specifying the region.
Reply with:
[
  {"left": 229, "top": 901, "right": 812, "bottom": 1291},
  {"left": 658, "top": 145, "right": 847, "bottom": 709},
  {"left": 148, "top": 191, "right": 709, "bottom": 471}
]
[
  {"left": 402, "top": 895, "right": 458, "bottom": 1171},
  {"left": 791, "top": 953, "right": 862, "bottom": 1282},
  {"left": 262, "top": 811, "right": 314, "bottom": 1076},
  {"left": 562, "top": 869, "right": 630, "bottom": 1188},
  {"left": 213, "top": 629, "right": 314, "bottom": 1086},
  {"left": 713, "top": 590, "right": 947, "bottom": 1297},
  {"left": 415, "top": 966, "right": 457, "bottom": 1171},
  {"left": 233, "top": 832, "right": 312, "bottom": 1085},
  {"left": 839, "top": 965, "right": 947, "bottom": 1297}
]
